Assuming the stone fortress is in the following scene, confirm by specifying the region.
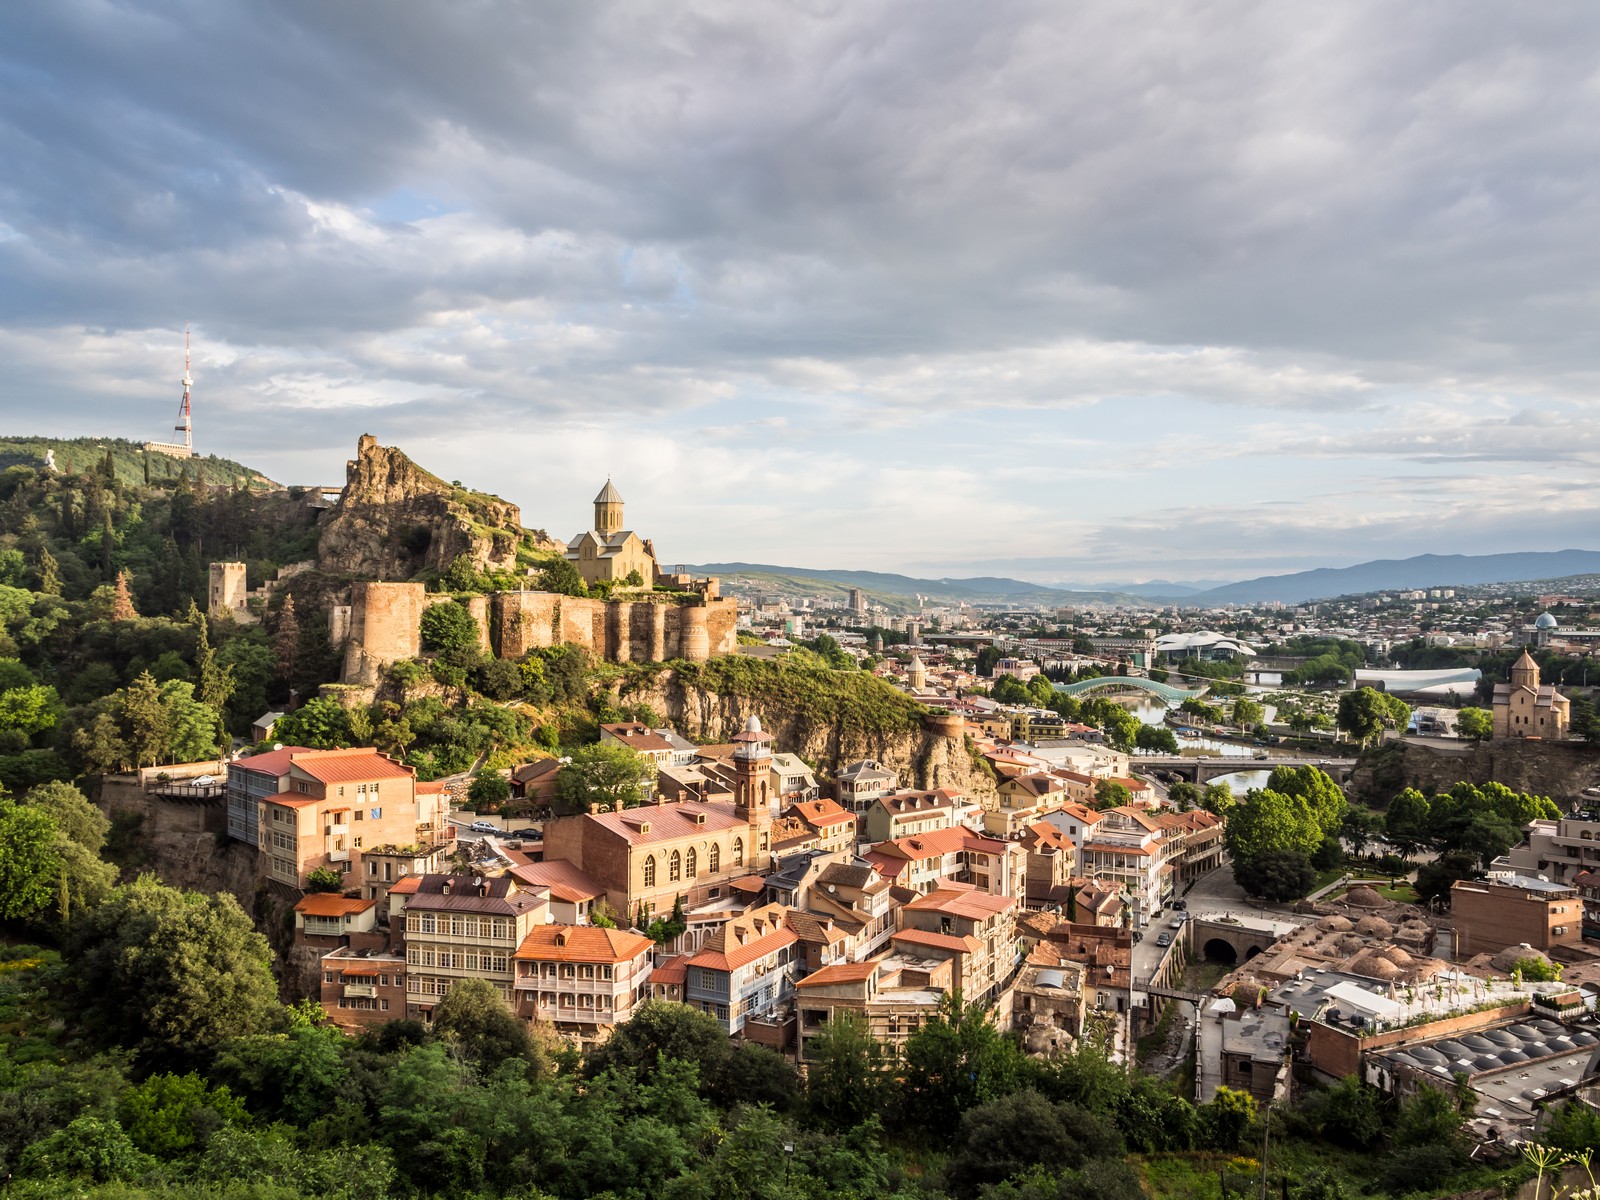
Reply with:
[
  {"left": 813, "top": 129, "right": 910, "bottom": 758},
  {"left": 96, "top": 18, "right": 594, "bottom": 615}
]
[{"left": 205, "top": 438, "right": 736, "bottom": 687}]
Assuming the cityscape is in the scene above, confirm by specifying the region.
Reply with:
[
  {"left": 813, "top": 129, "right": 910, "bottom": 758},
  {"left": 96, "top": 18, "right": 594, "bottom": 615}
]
[{"left": 3, "top": 6, "right": 1600, "bottom": 1200}]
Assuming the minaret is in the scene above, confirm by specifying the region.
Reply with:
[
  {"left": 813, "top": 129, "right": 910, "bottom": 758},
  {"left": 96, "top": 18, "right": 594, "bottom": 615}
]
[
  {"left": 594, "top": 479, "right": 624, "bottom": 536},
  {"left": 176, "top": 324, "right": 193, "bottom": 456},
  {"left": 732, "top": 715, "right": 774, "bottom": 869}
]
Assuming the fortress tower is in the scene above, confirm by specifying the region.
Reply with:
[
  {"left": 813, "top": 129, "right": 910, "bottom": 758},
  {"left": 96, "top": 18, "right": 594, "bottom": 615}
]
[{"left": 594, "top": 479, "right": 624, "bottom": 537}]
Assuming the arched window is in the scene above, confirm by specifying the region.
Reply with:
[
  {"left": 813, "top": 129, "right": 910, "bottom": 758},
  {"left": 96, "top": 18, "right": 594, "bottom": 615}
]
[
  {"left": 686, "top": 847, "right": 698, "bottom": 878},
  {"left": 709, "top": 843, "right": 721, "bottom": 873},
  {"left": 643, "top": 855, "right": 656, "bottom": 887},
  {"left": 733, "top": 837, "right": 744, "bottom": 867},
  {"left": 669, "top": 850, "right": 681, "bottom": 882}
]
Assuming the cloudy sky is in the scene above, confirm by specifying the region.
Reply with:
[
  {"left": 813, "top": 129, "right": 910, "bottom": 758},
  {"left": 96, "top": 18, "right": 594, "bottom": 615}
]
[{"left": 3, "top": 2, "right": 1598, "bottom": 586}]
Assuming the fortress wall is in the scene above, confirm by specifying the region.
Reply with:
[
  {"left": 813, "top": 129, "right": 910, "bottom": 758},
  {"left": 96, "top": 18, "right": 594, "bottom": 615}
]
[{"left": 343, "top": 587, "right": 737, "bottom": 683}]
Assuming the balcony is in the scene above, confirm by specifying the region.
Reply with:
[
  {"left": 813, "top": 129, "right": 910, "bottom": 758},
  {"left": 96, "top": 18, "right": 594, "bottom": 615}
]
[
  {"left": 325, "top": 823, "right": 350, "bottom": 836},
  {"left": 343, "top": 982, "right": 377, "bottom": 998},
  {"left": 327, "top": 849, "right": 350, "bottom": 862}
]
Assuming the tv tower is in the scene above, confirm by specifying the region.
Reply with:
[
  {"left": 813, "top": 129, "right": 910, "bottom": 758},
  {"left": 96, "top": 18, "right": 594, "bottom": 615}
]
[
  {"left": 175, "top": 324, "right": 193, "bottom": 455},
  {"left": 144, "top": 325, "right": 196, "bottom": 459}
]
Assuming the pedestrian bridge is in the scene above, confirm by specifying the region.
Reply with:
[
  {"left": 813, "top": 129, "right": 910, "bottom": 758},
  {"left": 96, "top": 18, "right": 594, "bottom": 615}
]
[
  {"left": 1137, "top": 754, "right": 1359, "bottom": 784},
  {"left": 1053, "top": 675, "right": 1208, "bottom": 705}
]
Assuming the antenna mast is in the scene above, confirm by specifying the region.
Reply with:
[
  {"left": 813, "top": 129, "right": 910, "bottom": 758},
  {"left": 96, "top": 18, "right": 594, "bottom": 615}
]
[{"left": 175, "top": 324, "right": 193, "bottom": 455}]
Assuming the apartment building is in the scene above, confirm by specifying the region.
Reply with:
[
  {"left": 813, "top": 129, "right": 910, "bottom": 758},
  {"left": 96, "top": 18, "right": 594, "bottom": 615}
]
[
  {"left": 835, "top": 759, "right": 898, "bottom": 813},
  {"left": 893, "top": 884, "right": 1021, "bottom": 1008},
  {"left": 240, "top": 746, "right": 440, "bottom": 891},
  {"left": 1021, "top": 822, "right": 1077, "bottom": 910},
  {"left": 807, "top": 860, "right": 899, "bottom": 960},
  {"left": 512, "top": 925, "right": 655, "bottom": 1045},
  {"left": 401, "top": 875, "right": 550, "bottom": 1017},
  {"left": 794, "top": 956, "right": 954, "bottom": 1062},
  {"left": 1500, "top": 810, "right": 1600, "bottom": 886},
  {"left": 863, "top": 826, "right": 1024, "bottom": 897},
  {"left": 317, "top": 946, "right": 407, "bottom": 1031},
  {"left": 863, "top": 789, "right": 958, "bottom": 843},
  {"left": 1074, "top": 807, "right": 1168, "bottom": 926},
  {"left": 1154, "top": 810, "right": 1225, "bottom": 885},
  {"left": 683, "top": 903, "right": 800, "bottom": 1034},
  {"left": 1451, "top": 875, "right": 1583, "bottom": 958},
  {"left": 785, "top": 797, "right": 857, "bottom": 854}
]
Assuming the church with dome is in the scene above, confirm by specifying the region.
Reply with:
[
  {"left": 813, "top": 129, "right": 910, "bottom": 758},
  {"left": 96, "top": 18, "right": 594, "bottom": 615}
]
[{"left": 1491, "top": 648, "right": 1570, "bottom": 740}]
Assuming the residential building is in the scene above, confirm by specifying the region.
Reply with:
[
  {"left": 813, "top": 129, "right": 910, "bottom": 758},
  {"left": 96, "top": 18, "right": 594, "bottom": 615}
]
[
  {"left": 771, "top": 753, "right": 821, "bottom": 803},
  {"left": 508, "top": 859, "right": 608, "bottom": 925},
  {"left": 1012, "top": 948, "right": 1087, "bottom": 1052},
  {"left": 835, "top": 759, "right": 898, "bottom": 812},
  {"left": 1075, "top": 806, "right": 1167, "bottom": 926},
  {"left": 1021, "top": 822, "right": 1077, "bottom": 910},
  {"left": 1044, "top": 922, "right": 1133, "bottom": 1015},
  {"left": 1451, "top": 875, "right": 1583, "bottom": 958},
  {"left": 1498, "top": 809, "right": 1600, "bottom": 885},
  {"left": 1492, "top": 650, "right": 1570, "bottom": 740},
  {"left": 317, "top": 947, "right": 407, "bottom": 1031},
  {"left": 402, "top": 874, "right": 550, "bottom": 1017},
  {"left": 226, "top": 744, "right": 312, "bottom": 847},
  {"left": 983, "top": 774, "right": 1070, "bottom": 838},
  {"left": 683, "top": 903, "right": 801, "bottom": 1034},
  {"left": 1153, "top": 810, "right": 1225, "bottom": 884},
  {"left": 863, "top": 789, "right": 958, "bottom": 843},
  {"left": 864, "top": 825, "right": 1024, "bottom": 897},
  {"left": 795, "top": 956, "right": 952, "bottom": 1062},
  {"left": 784, "top": 798, "right": 857, "bottom": 855},
  {"left": 294, "top": 893, "right": 382, "bottom": 946},
  {"left": 357, "top": 842, "right": 451, "bottom": 907},
  {"left": 247, "top": 747, "right": 432, "bottom": 892},
  {"left": 807, "top": 860, "right": 899, "bottom": 960},
  {"left": 600, "top": 722, "right": 679, "bottom": 768},
  {"left": 512, "top": 924, "right": 655, "bottom": 1045},
  {"left": 511, "top": 759, "right": 563, "bottom": 805},
  {"left": 893, "top": 884, "right": 1021, "bottom": 1008}
]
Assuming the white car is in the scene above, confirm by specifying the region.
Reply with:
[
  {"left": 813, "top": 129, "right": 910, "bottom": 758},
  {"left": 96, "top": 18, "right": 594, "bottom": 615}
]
[
  {"left": 469, "top": 820, "right": 497, "bottom": 833},
  {"left": 192, "top": 775, "right": 217, "bottom": 787}
]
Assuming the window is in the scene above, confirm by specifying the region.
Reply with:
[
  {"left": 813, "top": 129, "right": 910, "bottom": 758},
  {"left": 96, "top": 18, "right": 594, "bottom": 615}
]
[
  {"left": 602, "top": 965, "right": 613, "bottom": 980},
  {"left": 732, "top": 838, "right": 744, "bottom": 867},
  {"left": 420, "top": 913, "right": 436, "bottom": 934},
  {"left": 670, "top": 850, "right": 681, "bottom": 882},
  {"left": 491, "top": 919, "right": 507, "bottom": 940},
  {"left": 367, "top": 860, "right": 377, "bottom": 876},
  {"left": 643, "top": 856, "right": 656, "bottom": 887},
  {"left": 580, "top": 965, "right": 595, "bottom": 979},
  {"left": 491, "top": 955, "right": 506, "bottom": 972},
  {"left": 709, "top": 843, "right": 720, "bottom": 872},
  {"left": 686, "top": 847, "right": 697, "bottom": 878},
  {"left": 371, "top": 807, "right": 381, "bottom": 819},
  {"left": 380, "top": 999, "right": 389, "bottom": 1012},
  {"left": 698, "top": 969, "right": 717, "bottom": 990},
  {"left": 353, "top": 808, "right": 363, "bottom": 821},
  {"left": 323, "top": 972, "right": 334, "bottom": 983},
  {"left": 760, "top": 832, "right": 768, "bottom": 851}
]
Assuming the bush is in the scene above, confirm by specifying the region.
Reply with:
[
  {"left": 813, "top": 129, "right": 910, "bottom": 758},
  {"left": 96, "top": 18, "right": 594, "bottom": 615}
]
[
  {"left": 304, "top": 867, "right": 343, "bottom": 894},
  {"left": 467, "top": 772, "right": 510, "bottom": 811},
  {"left": 419, "top": 602, "right": 480, "bottom": 656}
]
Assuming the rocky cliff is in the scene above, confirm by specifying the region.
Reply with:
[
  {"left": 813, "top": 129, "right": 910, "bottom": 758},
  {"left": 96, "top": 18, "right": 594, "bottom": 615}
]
[
  {"left": 617, "top": 664, "right": 995, "bottom": 798},
  {"left": 1353, "top": 737, "right": 1600, "bottom": 804},
  {"left": 318, "top": 434, "right": 559, "bottom": 579}
]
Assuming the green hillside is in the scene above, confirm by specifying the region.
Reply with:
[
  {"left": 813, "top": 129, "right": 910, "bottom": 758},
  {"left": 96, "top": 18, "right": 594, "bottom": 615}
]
[{"left": 0, "top": 436, "right": 277, "bottom": 491}]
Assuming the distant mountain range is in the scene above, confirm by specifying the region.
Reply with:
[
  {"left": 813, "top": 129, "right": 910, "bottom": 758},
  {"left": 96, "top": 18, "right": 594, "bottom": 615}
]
[
  {"left": 1182, "top": 550, "right": 1600, "bottom": 606},
  {"left": 690, "top": 550, "right": 1600, "bottom": 610}
]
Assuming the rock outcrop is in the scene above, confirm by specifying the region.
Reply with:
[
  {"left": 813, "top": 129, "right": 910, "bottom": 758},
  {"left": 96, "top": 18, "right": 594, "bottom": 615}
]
[
  {"left": 618, "top": 667, "right": 995, "bottom": 798},
  {"left": 1354, "top": 737, "right": 1600, "bottom": 803},
  {"left": 317, "top": 434, "right": 558, "bottom": 579}
]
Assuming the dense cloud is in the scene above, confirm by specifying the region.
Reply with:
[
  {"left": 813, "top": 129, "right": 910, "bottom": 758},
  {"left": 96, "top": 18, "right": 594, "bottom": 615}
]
[{"left": 2, "top": 1, "right": 1598, "bottom": 578}]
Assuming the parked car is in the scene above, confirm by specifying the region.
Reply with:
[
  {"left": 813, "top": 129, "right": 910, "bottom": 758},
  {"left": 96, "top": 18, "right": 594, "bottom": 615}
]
[
  {"left": 512, "top": 827, "right": 540, "bottom": 839},
  {"left": 192, "top": 774, "right": 217, "bottom": 787},
  {"left": 1170, "top": 916, "right": 1186, "bottom": 929},
  {"left": 1156, "top": 932, "right": 1173, "bottom": 947},
  {"left": 1172, "top": 899, "right": 1187, "bottom": 911},
  {"left": 469, "top": 820, "right": 498, "bottom": 833}
]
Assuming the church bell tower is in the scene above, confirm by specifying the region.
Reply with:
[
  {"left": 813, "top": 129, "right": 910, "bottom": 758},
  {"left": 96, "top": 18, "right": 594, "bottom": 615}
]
[
  {"left": 594, "top": 479, "right": 624, "bottom": 536},
  {"left": 732, "top": 715, "right": 774, "bottom": 870}
]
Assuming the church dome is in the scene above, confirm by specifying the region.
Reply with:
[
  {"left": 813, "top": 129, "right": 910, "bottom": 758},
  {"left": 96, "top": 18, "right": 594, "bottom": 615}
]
[
  {"left": 594, "top": 479, "right": 623, "bottom": 505},
  {"left": 744, "top": 715, "right": 763, "bottom": 734},
  {"left": 1535, "top": 612, "right": 1559, "bottom": 631}
]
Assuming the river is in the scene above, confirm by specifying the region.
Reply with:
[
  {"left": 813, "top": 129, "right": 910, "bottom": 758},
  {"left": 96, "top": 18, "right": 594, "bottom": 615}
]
[{"left": 1122, "top": 698, "right": 1275, "bottom": 793}]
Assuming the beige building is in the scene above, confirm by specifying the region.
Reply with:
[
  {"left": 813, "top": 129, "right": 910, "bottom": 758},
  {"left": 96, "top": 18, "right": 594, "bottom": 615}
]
[
  {"left": 540, "top": 716, "right": 777, "bottom": 921},
  {"left": 893, "top": 884, "right": 1020, "bottom": 1008},
  {"left": 512, "top": 925, "right": 655, "bottom": 1045},
  {"left": 401, "top": 875, "right": 550, "bottom": 1016},
  {"left": 566, "top": 480, "right": 659, "bottom": 587},
  {"left": 1492, "top": 650, "right": 1570, "bottom": 740}
]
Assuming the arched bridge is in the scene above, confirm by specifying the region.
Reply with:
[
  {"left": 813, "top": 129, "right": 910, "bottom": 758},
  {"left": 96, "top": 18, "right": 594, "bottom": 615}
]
[
  {"left": 1189, "top": 916, "right": 1281, "bottom": 967},
  {"left": 1138, "top": 754, "right": 1359, "bottom": 784},
  {"left": 1054, "top": 676, "right": 1208, "bottom": 705}
]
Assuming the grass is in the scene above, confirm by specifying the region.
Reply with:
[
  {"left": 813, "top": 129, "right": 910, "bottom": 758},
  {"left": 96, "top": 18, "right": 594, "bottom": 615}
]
[{"left": 1374, "top": 883, "right": 1421, "bottom": 904}]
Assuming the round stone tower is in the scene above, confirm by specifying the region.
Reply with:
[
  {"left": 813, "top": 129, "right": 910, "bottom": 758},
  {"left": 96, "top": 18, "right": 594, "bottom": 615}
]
[{"left": 594, "top": 479, "right": 624, "bottom": 536}]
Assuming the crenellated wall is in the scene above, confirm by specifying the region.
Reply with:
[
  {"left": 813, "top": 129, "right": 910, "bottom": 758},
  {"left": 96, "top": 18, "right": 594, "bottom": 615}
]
[{"left": 342, "top": 584, "right": 737, "bottom": 683}]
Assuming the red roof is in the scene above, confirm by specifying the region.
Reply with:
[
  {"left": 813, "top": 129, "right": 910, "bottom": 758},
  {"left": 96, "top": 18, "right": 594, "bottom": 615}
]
[
  {"left": 588, "top": 801, "right": 746, "bottom": 845},
  {"left": 685, "top": 908, "right": 797, "bottom": 971},
  {"left": 387, "top": 876, "right": 422, "bottom": 895},
  {"left": 290, "top": 747, "right": 414, "bottom": 786},
  {"left": 514, "top": 925, "right": 652, "bottom": 964},
  {"left": 652, "top": 955, "right": 688, "bottom": 985},
  {"left": 790, "top": 798, "right": 855, "bottom": 828},
  {"left": 905, "top": 885, "right": 1015, "bottom": 920},
  {"left": 508, "top": 860, "right": 605, "bottom": 903},
  {"left": 229, "top": 746, "right": 315, "bottom": 778},
  {"left": 795, "top": 961, "right": 878, "bottom": 988},
  {"left": 295, "top": 894, "right": 377, "bottom": 917},
  {"left": 892, "top": 928, "right": 983, "bottom": 954}
]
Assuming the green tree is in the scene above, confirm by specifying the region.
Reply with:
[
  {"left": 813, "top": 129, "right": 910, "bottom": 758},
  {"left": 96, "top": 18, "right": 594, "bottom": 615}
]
[
  {"left": 1384, "top": 787, "right": 1432, "bottom": 855},
  {"left": 73, "top": 711, "right": 129, "bottom": 773},
  {"left": 0, "top": 799, "right": 62, "bottom": 920},
  {"left": 121, "top": 670, "right": 171, "bottom": 767},
  {"left": 1233, "top": 850, "right": 1317, "bottom": 901},
  {"left": 0, "top": 684, "right": 63, "bottom": 739},
  {"left": 1198, "top": 1085, "right": 1257, "bottom": 1151},
  {"left": 1225, "top": 788, "right": 1322, "bottom": 867},
  {"left": 1313, "top": 1075, "right": 1384, "bottom": 1149},
  {"left": 272, "top": 697, "right": 354, "bottom": 749},
  {"left": 65, "top": 876, "right": 280, "bottom": 1060},
  {"left": 945, "top": 1089, "right": 1121, "bottom": 1199},
  {"left": 1232, "top": 697, "right": 1264, "bottom": 728},
  {"left": 419, "top": 600, "right": 481, "bottom": 656},
  {"left": 432, "top": 977, "right": 542, "bottom": 1076},
  {"left": 304, "top": 866, "right": 343, "bottom": 893},
  {"left": 554, "top": 742, "right": 650, "bottom": 813},
  {"left": 116, "top": 1071, "right": 249, "bottom": 1159},
  {"left": 1456, "top": 706, "right": 1493, "bottom": 740},
  {"left": 899, "top": 993, "right": 1024, "bottom": 1133},
  {"left": 1265, "top": 765, "right": 1347, "bottom": 837},
  {"left": 805, "top": 1011, "right": 892, "bottom": 1131},
  {"left": 159, "top": 679, "right": 224, "bottom": 761},
  {"left": 468, "top": 771, "right": 511, "bottom": 810},
  {"left": 1094, "top": 779, "right": 1132, "bottom": 809},
  {"left": 538, "top": 557, "right": 588, "bottom": 597},
  {"left": 1513, "top": 955, "right": 1562, "bottom": 982},
  {"left": 1337, "top": 687, "right": 1409, "bottom": 748},
  {"left": 18, "top": 1114, "right": 149, "bottom": 1184},
  {"left": 272, "top": 594, "right": 300, "bottom": 683},
  {"left": 1133, "top": 724, "right": 1179, "bottom": 754}
]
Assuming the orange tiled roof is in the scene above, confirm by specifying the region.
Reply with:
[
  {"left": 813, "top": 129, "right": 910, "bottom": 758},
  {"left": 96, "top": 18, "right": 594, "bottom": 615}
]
[
  {"left": 295, "top": 894, "right": 377, "bottom": 917},
  {"left": 892, "top": 928, "right": 983, "bottom": 954},
  {"left": 229, "top": 746, "right": 315, "bottom": 778},
  {"left": 791, "top": 798, "right": 855, "bottom": 828},
  {"left": 387, "top": 875, "right": 422, "bottom": 895},
  {"left": 509, "top": 859, "right": 605, "bottom": 903},
  {"left": 905, "top": 885, "right": 1016, "bottom": 920},
  {"left": 290, "top": 747, "right": 414, "bottom": 786},
  {"left": 685, "top": 906, "right": 797, "bottom": 971},
  {"left": 652, "top": 955, "right": 688, "bottom": 985},
  {"left": 588, "top": 801, "right": 746, "bottom": 845},
  {"left": 795, "top": 961, "right": 878, "bottom": 988},
  {"left": 514, "top": 924, "right": 652, "bottom": 964}
]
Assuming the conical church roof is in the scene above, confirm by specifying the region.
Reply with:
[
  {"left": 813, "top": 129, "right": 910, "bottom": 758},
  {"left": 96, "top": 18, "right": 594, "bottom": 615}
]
[{"left": 594, "top": 479, "right": 623, "bottom": 505}]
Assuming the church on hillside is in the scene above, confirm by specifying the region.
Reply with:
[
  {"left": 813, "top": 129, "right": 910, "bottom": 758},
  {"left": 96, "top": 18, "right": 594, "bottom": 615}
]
[
  {"left": 1492, "top": 649, "right": 1570, "bottom": 741},
  {"left": 565, "top": 480, "right": 659, "bottom": 588}
]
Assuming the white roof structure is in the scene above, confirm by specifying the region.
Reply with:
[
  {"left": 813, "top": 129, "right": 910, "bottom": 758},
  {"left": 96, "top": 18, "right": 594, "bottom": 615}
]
[{"left": 1154, "top": 630, "right": 1257, "bottom": 657}]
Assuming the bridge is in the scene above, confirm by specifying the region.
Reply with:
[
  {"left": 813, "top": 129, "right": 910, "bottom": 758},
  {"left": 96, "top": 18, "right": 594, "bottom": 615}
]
[
  {"left": 1053, "top": 675, "right": 1208, "bottom": 705},
  {"left": 1136, "top": 753, "right": 1359, "bottom": 784},
  {"left": 1134, "top": 979, "right": 1209, "bottom": 1007}
]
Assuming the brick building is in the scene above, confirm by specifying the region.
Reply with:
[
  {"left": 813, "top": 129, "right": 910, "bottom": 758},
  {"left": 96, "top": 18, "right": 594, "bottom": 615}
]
[{"left": 1451, "top": 875, "right": 1583, "bottom": 958}]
